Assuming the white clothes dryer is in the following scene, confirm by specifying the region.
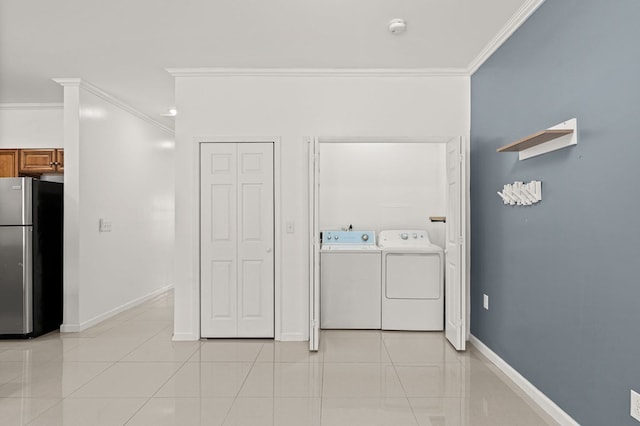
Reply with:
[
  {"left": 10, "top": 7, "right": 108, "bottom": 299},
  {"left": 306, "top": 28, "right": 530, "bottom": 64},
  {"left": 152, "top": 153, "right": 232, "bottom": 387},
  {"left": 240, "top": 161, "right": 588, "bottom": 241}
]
[
  {"left": 320, "top": 230, "right": 381, "bottom": 329},
  {"left": 379, "top": 230, "right": 444, "bottom": 331}
]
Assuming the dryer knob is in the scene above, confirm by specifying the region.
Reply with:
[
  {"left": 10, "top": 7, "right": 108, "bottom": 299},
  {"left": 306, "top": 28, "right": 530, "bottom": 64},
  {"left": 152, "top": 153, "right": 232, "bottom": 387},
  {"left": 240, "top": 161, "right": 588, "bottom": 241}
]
[
  {"left": 412, "top": 233, "right": 417, "bottom": 239},
  {"left": 361, "top": 234, "right": 369, "bottom": 241},
  {"left": 401, "top": 233, "right": 409, "bottom": 240}
]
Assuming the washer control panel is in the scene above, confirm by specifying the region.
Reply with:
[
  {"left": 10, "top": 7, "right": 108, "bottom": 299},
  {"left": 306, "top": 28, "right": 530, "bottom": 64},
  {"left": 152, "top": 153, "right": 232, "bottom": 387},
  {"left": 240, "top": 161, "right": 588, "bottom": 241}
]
[{"left": 321, "top": 230, "right": 376, "bottom": 246}]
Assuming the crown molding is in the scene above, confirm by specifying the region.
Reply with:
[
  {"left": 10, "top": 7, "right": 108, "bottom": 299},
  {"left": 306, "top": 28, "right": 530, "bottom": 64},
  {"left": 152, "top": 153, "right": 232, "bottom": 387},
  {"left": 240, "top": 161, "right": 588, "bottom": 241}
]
[
  {"left": 52, "top": 78, "right": 174, "bottom": 135},
  {"left": 167, "top": 0, "right": 549, "bottom": 84},
  {"left": 317, "top": 136, "right": 456, "bottom": 144},
  {"left": 467, "top": 0, "right": 546, "bottom": 75},
  {"left": 167, "top": 67, "right": 470, "bottom": 78},
  {"left": 52, "top": 77, "right": 83, "bottom": 87},
  {"left": 0, "top": 103, "right": 63, "bottom": 111}
]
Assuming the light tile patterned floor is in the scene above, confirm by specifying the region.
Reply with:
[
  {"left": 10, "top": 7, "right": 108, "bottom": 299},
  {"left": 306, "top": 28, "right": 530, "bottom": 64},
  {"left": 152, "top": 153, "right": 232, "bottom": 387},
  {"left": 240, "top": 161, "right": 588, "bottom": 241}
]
[{"left": 0, "top": 291, "right": 557, "bottom": 425}]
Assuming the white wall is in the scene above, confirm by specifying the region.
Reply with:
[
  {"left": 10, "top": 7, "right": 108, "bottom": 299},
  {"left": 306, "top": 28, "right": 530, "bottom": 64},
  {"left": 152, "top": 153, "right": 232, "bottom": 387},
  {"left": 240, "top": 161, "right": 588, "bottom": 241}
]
[
  {"left": 173, "top": 72, "right": 470, "bottom": 341},
  {"left": 0, "top": 105, "right": 63, "bottom": 148},
  {"left": 319, "top": 142, "right": 447, "bottom": 248},
  {"left": 59, "top": 80, "right": 175, "bottom": 330}
]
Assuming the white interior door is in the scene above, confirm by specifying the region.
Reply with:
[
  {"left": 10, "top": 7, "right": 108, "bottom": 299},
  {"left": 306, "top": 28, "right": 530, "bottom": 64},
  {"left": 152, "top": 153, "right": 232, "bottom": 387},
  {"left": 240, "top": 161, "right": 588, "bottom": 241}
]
[
  {"left": 308, "top": 137, "right": 320, "bottom": 351},
  {"left": 445, "top": 137, "right": 466, "bottom": 351},
  {"left": 201, "top": 142, "right": 274, "bottom": 338}
]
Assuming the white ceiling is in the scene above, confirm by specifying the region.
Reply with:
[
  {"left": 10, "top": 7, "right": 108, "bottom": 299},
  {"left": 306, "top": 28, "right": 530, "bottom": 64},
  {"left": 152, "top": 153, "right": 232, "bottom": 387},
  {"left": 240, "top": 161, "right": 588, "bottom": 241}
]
[{"left": 0, "top": 0, "right": 534, "bottom": 128}]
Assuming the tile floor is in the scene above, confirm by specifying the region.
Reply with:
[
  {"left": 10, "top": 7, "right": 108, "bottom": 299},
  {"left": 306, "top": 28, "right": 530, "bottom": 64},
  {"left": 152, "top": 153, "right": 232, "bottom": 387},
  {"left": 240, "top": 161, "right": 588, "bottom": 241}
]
[{"left": 0, "top": 291, "right": 557, "bottom": 425}]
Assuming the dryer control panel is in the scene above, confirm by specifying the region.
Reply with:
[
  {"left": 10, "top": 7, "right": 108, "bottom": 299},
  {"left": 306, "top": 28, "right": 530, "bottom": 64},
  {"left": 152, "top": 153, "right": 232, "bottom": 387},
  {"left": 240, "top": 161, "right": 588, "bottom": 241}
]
[{"left": 378, "top": 230, "right": 432, "bottom": 247}]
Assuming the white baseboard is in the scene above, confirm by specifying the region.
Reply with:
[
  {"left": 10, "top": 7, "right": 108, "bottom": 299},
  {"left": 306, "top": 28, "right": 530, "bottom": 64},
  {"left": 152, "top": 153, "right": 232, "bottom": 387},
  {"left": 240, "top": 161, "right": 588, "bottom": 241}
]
[
  {"left": 172, "top": 332, "right": 200, "bottom": 342},
  {"left": 171, "top": 331, "right": 305, "bottom": 342},
  {"left": 470, "top": 335, "right": 578, "bottom": 426},
  {"left": 61, "top": 284, "right": 174, "bottom": 333},
  {"left": 279, "top": 332, "right": 306, "bottom": 342},
  {"left": 60, "top": 323, "right": 81, "bottom": 333}
]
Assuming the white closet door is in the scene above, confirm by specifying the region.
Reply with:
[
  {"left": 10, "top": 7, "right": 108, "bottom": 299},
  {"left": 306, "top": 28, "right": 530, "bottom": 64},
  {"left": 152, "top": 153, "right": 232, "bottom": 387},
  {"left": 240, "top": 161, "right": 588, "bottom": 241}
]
[
  {"left": 201, "top": 142, "right": 274, "bottom": 338},
  {"left": 236, "top": 143, "right": 274, "bottom": 337},
  {"left": 445, "top": 137, "right": 466, "bottom": 351},
  {"left": 201, "top": 143, "right": 238, "bottom": 337}
]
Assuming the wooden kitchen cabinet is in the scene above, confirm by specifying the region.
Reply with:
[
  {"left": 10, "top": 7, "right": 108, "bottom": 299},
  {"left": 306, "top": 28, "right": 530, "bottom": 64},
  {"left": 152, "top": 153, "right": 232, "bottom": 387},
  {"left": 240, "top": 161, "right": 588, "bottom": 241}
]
[
  {"left": 19, "top": 149, "right": 64, "bottom": 174},
  {"left": 56, "top": 149, "right": 64, "bottom": 172},
  {"left": 0, "top": 149, "right": 20, "bottom": 177}
]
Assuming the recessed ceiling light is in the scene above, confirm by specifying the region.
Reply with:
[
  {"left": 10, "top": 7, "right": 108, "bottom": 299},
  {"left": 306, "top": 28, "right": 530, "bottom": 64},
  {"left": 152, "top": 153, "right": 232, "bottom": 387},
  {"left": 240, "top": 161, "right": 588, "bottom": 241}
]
[
  {"left": 389, "top": 19, "right": 407, "bottom": 35},
  {"left": 160, "top": 108, "right": 177, "bottom": 117}
]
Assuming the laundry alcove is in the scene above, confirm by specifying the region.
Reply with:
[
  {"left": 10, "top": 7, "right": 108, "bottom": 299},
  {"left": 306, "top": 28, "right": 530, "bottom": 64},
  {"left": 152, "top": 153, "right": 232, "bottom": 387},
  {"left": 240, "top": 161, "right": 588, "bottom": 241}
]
[{"left": 308, "top": 136, "right": 468, "bottom": 352}]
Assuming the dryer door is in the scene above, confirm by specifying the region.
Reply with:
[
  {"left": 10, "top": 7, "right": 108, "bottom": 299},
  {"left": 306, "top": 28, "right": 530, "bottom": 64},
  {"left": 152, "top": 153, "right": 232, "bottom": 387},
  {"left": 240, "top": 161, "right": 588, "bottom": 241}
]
[{"left": 385, "top": 253, "right": 441, "bottom": 299}]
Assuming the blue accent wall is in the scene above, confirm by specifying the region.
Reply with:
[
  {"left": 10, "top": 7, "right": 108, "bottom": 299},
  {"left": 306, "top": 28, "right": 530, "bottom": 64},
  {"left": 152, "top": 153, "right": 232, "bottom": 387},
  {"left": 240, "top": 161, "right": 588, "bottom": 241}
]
[{"left": 470, "top": 1, "right": 640, "bottom": 424}]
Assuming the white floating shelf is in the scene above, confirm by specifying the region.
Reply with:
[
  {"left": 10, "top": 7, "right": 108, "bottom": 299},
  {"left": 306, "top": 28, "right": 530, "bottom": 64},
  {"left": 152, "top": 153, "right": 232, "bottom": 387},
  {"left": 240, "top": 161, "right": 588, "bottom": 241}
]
[{"left": 497, "top": 118, "right": 577, "bottom": 160}]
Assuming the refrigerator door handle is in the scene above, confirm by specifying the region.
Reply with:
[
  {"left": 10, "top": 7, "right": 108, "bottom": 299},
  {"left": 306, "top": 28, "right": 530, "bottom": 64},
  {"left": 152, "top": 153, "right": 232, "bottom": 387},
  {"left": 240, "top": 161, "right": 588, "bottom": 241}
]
[
  {"left": 21, "top": 178, "right": 33, "bottom": 226},
  {"left": 23, "top": 227, "right": 33, "bottom": 334}
]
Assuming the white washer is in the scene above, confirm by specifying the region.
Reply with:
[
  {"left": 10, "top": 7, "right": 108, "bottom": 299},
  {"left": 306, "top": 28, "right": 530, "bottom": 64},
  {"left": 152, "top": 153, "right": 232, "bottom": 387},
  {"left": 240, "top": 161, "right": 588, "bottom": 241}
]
[
  {"left": 320, "top": 230, "right": 381, "bottom": 329},
  {"left": 379, "top": 230, "right": 444, "bottom": 331}
]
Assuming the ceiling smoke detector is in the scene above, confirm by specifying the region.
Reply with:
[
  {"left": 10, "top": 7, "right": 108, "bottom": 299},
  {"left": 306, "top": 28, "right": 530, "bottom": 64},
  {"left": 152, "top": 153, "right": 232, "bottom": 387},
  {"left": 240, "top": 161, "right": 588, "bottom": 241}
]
[{"left": 388, "top": 19, "right": 407, "bottom": 35}]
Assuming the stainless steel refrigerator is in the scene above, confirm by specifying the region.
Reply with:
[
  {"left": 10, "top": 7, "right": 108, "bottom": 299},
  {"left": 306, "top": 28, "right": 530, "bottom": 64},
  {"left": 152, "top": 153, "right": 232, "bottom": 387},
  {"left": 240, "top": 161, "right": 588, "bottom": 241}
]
[{"left": 0, "top": 177, "right": 63, "bottom": 337}]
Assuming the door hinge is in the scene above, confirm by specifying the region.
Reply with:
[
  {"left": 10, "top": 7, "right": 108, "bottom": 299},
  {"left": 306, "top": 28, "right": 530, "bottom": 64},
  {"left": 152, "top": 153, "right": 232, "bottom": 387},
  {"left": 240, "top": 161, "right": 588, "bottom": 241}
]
[
  {"left": 458, "top": 236, "right": 464, "bottom": 244},
  {"left": 459, "top": 154, "right": 464, "bottom": 163},
  {"left": 311, "top": 320, "right": 318, "bottom": 327}
]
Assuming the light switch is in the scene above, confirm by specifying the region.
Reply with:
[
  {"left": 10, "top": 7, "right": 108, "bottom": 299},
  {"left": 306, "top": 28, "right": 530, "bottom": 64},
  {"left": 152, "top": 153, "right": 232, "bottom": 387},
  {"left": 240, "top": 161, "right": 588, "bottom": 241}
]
[
  {"left": 99, "top": 218, "right": 112, "bottom": 233},
  {"left": 286, "top": 221, "right": 295, "bottom": 234}
]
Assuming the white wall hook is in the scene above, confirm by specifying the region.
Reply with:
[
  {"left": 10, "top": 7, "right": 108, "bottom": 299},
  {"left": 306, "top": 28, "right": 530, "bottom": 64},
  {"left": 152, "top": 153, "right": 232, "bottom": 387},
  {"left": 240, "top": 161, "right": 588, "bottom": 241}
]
[{"left": 498, "top": 180, "right": 542, "bottom": 206}]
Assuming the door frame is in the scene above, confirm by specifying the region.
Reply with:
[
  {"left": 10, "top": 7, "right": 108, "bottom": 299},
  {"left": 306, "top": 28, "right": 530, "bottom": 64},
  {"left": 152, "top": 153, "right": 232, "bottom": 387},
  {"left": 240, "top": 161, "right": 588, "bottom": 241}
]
[
  {"left": 308, "top": 135, "right": 470, "bottom": 350},
  {"left": 194, "top": 136, "right": 282, "bottom": 340}
]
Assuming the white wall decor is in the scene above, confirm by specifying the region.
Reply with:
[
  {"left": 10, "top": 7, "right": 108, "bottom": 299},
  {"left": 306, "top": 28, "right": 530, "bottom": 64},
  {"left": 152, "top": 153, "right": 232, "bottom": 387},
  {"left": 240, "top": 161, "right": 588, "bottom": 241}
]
[{"left": 497, "top": 180, "right": 541, "bottom": 206}]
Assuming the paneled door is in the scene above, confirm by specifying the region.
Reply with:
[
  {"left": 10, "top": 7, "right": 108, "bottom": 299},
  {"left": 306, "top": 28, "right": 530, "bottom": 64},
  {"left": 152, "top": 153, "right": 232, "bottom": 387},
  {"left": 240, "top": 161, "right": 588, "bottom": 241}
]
[
  {"left": 445, "top": 137, "right": 466, "bottom": 351},
  {"left": 308, "top": 137, "right": 320, "bottom": 351},
  {"left": 200, "top": 142, "right": 274, "bottom": 338}
]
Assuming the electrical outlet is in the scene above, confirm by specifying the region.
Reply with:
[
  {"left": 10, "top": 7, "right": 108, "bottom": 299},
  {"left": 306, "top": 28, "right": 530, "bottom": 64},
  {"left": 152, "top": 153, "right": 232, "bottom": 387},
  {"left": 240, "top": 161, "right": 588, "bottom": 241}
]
[
  {"left": 631, "top": 390, "right": 640, "bottom": 422},
  {"left": 483, "top": 294, "right": 489, "bottom": 310}
]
